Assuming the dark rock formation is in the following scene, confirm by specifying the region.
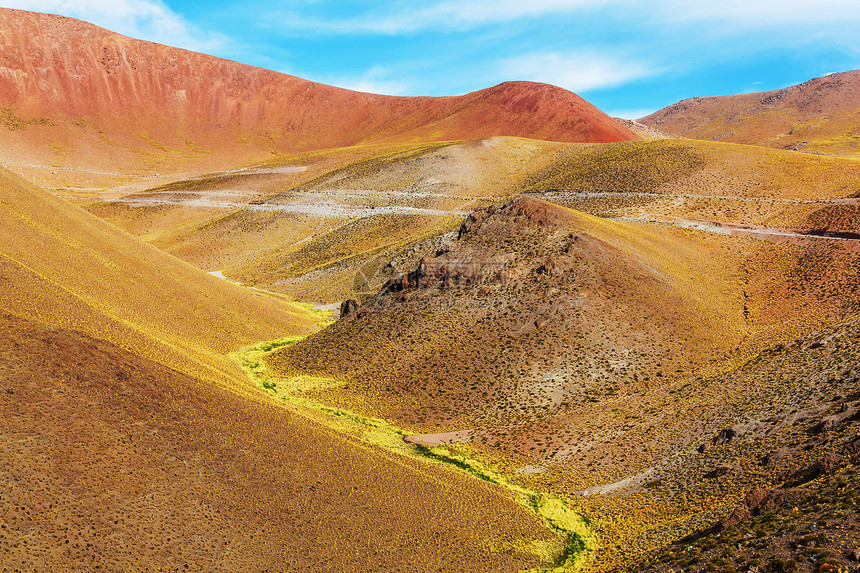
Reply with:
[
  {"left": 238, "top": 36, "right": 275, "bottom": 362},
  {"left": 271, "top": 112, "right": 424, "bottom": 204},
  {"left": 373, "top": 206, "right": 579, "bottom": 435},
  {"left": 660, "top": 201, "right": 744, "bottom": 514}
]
[
  {"left": 339, "top": 299, "right": 359, "bottom": 318},
  {"left": 810, "top": 401, "right": 860, "bottom": 434},
  {"left": 722, "top": 487, "right": 800, "bottom": 529}
]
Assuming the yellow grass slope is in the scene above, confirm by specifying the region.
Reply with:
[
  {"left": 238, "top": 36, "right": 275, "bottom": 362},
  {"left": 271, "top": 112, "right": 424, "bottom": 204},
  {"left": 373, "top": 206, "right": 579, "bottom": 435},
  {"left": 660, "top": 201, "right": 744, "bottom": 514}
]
[
  {"left": 93, "top": 138, "right": 860, "bottom": 308},
  {"left": 0, "top": 297, "right": 555, "bottom": 572},
  {"left": 272, "top": 193, "right": 860, "bottom": 468},
  {"left": 122, "top": 138, "right": 566, "bottom": 302},
  {"left": 523, "top": 139, "right": 860, "bottom": 232},
  {"left": 266, "top": 198, "right": 860, "bottom": 572},
  {"left": 0, "top": 169, "right": 561, "bottom": 572},
  {"left": 0, "top": 167, "right": 317, "bottom": 386}
]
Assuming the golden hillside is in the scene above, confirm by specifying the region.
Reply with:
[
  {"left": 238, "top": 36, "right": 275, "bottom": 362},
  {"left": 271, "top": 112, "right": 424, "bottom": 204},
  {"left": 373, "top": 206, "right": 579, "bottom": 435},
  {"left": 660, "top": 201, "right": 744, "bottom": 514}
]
[
  {"left": 0, "top": 167, "right": 317, "bottom": 386},
  {"left": 0, "top": 169, "right": 562, "bottom": 572},
  {"left": 0, "top": 312, "right": 555, "bottom": 572}
]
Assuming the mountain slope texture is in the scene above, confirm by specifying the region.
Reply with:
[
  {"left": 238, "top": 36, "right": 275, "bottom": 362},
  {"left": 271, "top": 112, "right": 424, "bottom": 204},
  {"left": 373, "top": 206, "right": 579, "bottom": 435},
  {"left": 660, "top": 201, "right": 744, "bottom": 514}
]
[
  {"left": 0, "top": 7, "right": 636, "bottom": 186},
  {"left": 0, "top": 171, "right": 556, "bottom": 572},
  {"left": 0, "top": 167, "right": 317, "bottom": 386},
  {"left": 639, "top": 70, "right": 860, "bottom": 157}
]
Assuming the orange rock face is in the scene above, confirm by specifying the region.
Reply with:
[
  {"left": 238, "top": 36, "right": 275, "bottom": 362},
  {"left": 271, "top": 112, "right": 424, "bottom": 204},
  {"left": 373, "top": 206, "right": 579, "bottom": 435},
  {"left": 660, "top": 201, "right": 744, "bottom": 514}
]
[{"left": 0, "top": 8, "right": 637, "bottom": 176}]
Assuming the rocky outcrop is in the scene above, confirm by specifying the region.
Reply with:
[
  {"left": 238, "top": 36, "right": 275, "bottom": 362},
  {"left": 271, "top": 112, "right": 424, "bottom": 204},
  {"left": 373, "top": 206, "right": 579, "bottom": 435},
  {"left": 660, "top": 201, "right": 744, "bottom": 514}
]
[
  {"left": 458, "top": 195, "right": 577, "bottom": 240},
  {"left": 722, "top": 487, "right": 801, "bottom": 529},
  {"left": 382, "top": 196, "right": 576, "bottom": 298},
  {"left": 704, "top": 464, "right": 736, "bottom": 479},
  {"left": 810, "top": 401, "right": 860, "bottom": 434},
  {"left": 785, "top": 453, "right": 844, "bottom": 486},
  {"left": 339, "top": 299, "right": 359, "bottom": 318}
]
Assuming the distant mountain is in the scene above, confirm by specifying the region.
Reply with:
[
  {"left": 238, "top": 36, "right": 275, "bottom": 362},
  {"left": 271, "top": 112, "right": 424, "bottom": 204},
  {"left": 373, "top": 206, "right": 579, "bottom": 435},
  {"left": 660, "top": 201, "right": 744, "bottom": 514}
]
[
  {"left": 0, "top": 8, "right": 637, "bottom": 180},
  {"left": 639, "top": 70, "right": 860, "bottom": 157}
]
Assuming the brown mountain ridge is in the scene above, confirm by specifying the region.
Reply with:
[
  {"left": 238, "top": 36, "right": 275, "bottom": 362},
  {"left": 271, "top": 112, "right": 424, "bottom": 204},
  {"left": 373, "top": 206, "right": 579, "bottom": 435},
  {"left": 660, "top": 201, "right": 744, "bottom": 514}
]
[{"left": 639, "top": 70, "right": 860, "bottom": 157}]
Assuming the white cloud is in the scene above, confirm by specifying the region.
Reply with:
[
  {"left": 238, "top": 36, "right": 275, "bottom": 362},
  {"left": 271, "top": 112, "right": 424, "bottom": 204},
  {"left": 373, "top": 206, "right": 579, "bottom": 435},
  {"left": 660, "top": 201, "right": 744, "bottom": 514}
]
[
  {"left": 281, "top": 0, "right": 860, "bottom": 38},
  {"left": 661, "top": 0, "right": 860, "bottom": 27},
  {"left": 375, "top": 0, "right": 609, "bottom": 32},
  {"left": 3, "top": 0, "right": 225, "bottom": 52},
  {"left": 278, "top": 0, "right": 615, "bottom": 35},
  {"left": 499, "top": 52, "right": 652, "bottom": 93},
  {"left": 324, "top": 66, "right": 409, "bottom": 95},
  {"left": 604, "top": 108, "right": 658, "bottom": 120}
]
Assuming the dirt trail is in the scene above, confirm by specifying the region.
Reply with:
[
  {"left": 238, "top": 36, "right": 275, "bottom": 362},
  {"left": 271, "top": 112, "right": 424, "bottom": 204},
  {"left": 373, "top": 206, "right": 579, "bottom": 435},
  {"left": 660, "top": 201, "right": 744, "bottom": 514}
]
[
  {"left": 613, "top": 215, "right": 860, "bottom": 248},
  {"left": 106, "top": 194, "right": 468, "bottom": 218},
  {"left": 536, "top": 190, "right": 860, "bottom": 206}
]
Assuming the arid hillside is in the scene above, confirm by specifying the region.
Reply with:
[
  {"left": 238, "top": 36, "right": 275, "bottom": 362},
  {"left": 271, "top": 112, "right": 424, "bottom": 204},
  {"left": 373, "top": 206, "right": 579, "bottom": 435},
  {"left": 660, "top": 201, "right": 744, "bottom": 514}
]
[
  {"left": 622, "top": 315, "right": 860, "bottom": 573},
  {"left": 268, "top": 193, "right": 860, "bottom": 570},
  {"left": 87, "top": 137, "right": 860, "bottom": 306},
  {"left": 4, "top": 8, "right": 860, "bottom": 571},
  {"left": 0, "top": 313, "right": 554, "bottom": 573},
  {"left": 0, "top": 8, "right": 636, "bottom": 193},
  {"left": 639, "top": 70, "right": 860, "bottom": 158},
  {"left": 522, "top": 139, "right": 860, "bottom": 235},
  {"left": 122, "top": 137, "right": 567, "bottom": 302},
  {"left": 0, "top": 169, "right": 560, "bottom": 571},
  {"left": 268, "top": 196, "right": 749, "bottom": 427},
  {"left": 0, "top": 167, "right": 317, "bottom": 386}
]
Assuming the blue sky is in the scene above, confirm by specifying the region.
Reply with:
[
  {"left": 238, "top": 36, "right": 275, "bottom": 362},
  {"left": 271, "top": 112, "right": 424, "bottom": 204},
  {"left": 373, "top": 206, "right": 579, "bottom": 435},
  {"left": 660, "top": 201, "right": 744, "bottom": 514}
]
[{"left": 4, "top": 0, "right": 860, "bottom": 117}]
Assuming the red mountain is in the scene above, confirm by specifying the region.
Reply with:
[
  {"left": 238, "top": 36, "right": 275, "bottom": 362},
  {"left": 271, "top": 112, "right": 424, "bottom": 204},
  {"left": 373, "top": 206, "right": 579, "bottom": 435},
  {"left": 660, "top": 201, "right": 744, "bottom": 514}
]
[{"left": 0, "top": 8, "right": 637, "bottom": 178}]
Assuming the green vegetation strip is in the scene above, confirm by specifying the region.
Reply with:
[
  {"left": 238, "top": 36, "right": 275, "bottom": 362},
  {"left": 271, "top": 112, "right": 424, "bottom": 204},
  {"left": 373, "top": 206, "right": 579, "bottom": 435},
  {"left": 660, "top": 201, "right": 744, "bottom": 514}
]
[{"left": 229, "top": 333, "right": 598, "bottom": 572}]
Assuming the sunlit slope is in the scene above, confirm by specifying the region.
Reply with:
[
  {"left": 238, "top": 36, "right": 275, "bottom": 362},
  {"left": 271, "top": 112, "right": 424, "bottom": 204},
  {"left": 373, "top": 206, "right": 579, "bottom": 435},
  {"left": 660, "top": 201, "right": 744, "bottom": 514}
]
[
  {"left": 523, "top": 139, "right": 860, "bottom": 233},
  {"left": 638, "top": 70, "right": 860, "bottom": 158},
  {"left": 0, "top": 8, "right": 636, "bottom": 193},
  {"left": 0, "top": 168, "right": 316, "bottom": 385},
  {"left": 270, "top": 195, "right": 860, "bottom": 452},
  {"left": 0, "top": 312, "right": 553, "bottom": 572},
  {"left": 85, "top": 138, "right": 860, "bottom": 309},
  {"left": 265, "top": 196, "right": 860, "bottom": 571},
  {"left": 118, "top": 138, "right": 566, "bottom": 302},
  {"left": 573, "top": 313, "right": 860, "bottom": 572},
  {"left": 82, "top": 142, "right": 413, "bottom": 240}
]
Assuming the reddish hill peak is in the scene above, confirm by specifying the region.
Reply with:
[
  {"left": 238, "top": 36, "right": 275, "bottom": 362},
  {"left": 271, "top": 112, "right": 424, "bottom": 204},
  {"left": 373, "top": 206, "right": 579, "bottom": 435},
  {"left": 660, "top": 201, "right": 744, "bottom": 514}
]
[
  {"left": 451, "top": 81, "right": 638, "bottom": 143},
  {"left": 642, "top": 70, "right": 860, "bottom": 127},
  {"left": 0, "top": 7, "right": 637, "bottom": 181},
  {"left": 475, "top": 80, "right": 586, "bottom": 101},
  {"left": 471, "top": 81, "right": 600, "bottom": 117}
]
